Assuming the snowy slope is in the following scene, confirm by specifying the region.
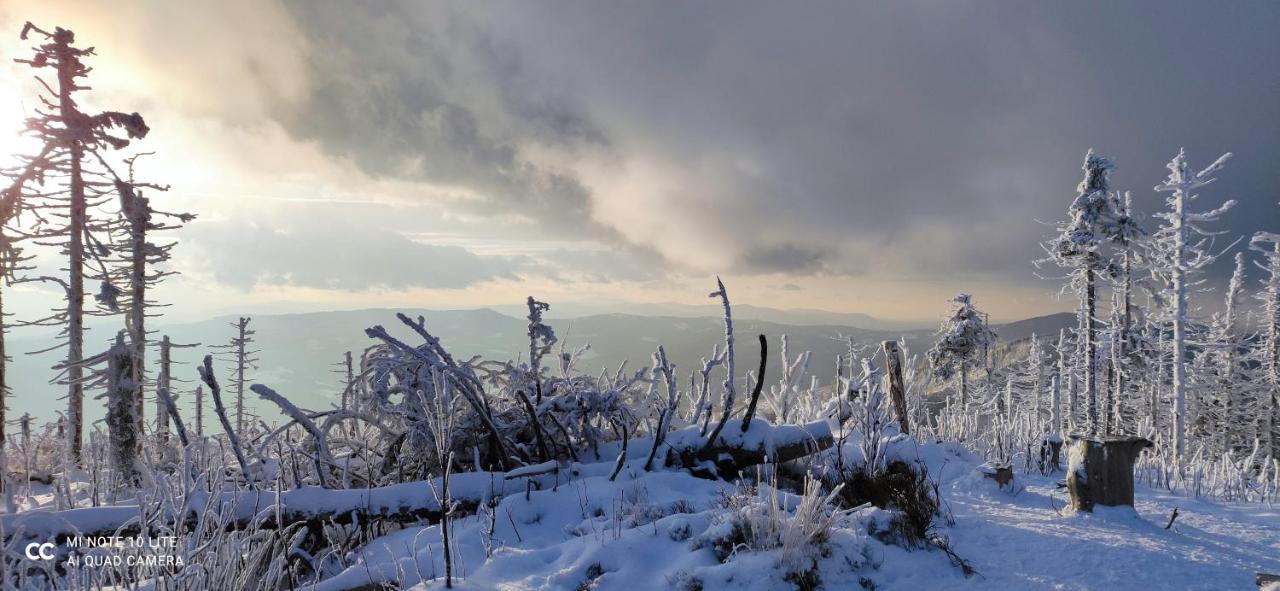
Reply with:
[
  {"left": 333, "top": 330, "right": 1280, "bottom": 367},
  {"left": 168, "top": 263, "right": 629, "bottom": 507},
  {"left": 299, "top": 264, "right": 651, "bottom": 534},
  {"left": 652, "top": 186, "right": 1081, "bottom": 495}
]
[{"left": 305, "top": 437, "right": 1279, "bottom": 591}]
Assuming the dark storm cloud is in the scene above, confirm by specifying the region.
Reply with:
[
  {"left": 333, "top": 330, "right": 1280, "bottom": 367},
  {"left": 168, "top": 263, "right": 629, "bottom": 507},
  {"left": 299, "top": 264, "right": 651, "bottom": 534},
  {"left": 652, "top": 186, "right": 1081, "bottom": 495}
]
[
  {"left": 274, "top": 1, "right": 613, "bottom": 239},
  {"left": 269, "top": 0, "right": 1279, "bottom": 282}
]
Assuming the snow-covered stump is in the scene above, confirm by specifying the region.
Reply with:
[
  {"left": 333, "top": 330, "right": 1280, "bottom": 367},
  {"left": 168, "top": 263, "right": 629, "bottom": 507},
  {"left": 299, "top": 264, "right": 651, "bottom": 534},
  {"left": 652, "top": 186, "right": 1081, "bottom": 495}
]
[
  {"left": 1065, "top": 436, "right": 1151, "bottom": 512},
  {"left": 980, "top": 463, "right": 1014, "bottom": 489}
]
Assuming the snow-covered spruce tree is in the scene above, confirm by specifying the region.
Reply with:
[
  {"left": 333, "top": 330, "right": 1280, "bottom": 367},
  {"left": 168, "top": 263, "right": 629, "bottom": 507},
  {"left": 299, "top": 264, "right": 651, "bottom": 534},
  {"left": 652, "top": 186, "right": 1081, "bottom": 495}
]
[
  {"left": 214, "top": 317, "right": 260, "bottom": 435},
  {"left": 1109, "top": 191, "right": 1146, "bottom": 435},
  {"left": 1028, "top": 333, "right": 1045, "bottom": 432},
  {"left": 1211, "top": 253, "right": 1248, "bottom": 454},
  {"left": 1251, "top": 229, "right": 1280, "bottom": 458},
  {"left": 1038, "top": 151, "right": 1134, "bottom": 435},
  {"left": 1053, "top": 328, "right": 1075, "bottom": 431},
  {"left": 927, "top": 293, "right": 996, "bottom": 413},
  {"left": 6, "top": 22, "right": 151, "bottom": 463},
  {"left": 1149, "top": 149, "right": 1236, "bottom": 462}
]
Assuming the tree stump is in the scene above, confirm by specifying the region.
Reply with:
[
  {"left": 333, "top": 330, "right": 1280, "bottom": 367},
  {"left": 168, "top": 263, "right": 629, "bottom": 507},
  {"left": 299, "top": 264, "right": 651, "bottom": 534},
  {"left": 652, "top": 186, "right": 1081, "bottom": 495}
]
[
  {"left": 1066, "top": 436, "right": 1151, "bottom": 512},
  {"left": 980, "top": 462, "right": 1014, "bottom": 489},
  {"left": 1038, "top": 434, "right": 1063, "bottom": 474}
]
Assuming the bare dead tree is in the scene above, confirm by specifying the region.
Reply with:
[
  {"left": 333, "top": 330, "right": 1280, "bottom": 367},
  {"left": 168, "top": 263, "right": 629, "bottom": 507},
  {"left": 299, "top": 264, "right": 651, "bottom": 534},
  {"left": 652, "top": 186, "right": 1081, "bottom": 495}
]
[
  {"left": 198, "top": 354, "right": 253, "bottom": 488},
  {"left": 101, "top": 154, "right": 193, "bottom": 433},
  {"left": 214, "top": 317, "right": 260, "bottom": 435},
  {"left": 154, "top": 334, "right": 199, "bottom": 445},
  {"left": 6, "top": 22, "right": 152, "bottom": 463},
  {"left": 193, "top": 385, "right": 204, "bottom": 437}
]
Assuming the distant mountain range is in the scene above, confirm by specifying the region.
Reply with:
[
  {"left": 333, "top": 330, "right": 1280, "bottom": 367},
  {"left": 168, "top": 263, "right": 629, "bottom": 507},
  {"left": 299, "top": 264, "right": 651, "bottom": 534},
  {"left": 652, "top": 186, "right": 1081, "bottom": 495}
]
[
  {"left": 5, "top": 306, "right": 1073, "bottom": 428},
  {"left": 489, "top": 301, "right": 928, "bottom": 331}
]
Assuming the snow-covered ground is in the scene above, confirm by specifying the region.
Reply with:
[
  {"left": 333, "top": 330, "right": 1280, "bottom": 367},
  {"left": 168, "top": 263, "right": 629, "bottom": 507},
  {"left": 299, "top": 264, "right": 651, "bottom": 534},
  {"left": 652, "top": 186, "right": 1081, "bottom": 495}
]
[
  {"left": 295, "top": 437, "right": 1280, "bottom": 591},
  {"left": 935, "top": 467, "right": 1280, "bottom": 590}
]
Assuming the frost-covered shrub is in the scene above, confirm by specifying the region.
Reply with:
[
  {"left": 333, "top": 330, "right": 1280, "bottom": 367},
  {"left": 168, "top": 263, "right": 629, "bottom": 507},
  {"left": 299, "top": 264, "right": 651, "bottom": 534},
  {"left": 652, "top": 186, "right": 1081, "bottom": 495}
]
[
  {"left": 833, "top": 460, "right": 939, "bottom": 548},
  {"left": 696, "top": 477, "right": 844, "bottom": 577}
]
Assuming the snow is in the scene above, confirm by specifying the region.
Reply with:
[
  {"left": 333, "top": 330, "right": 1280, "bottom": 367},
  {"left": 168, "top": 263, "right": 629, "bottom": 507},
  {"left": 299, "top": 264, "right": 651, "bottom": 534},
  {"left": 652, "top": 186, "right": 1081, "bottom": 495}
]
[
  {"left": 298, "top": 437, "right": 1280, "bottom": 590},
  {"left": 942, "top": 469, "right": 1280, "bottom": 590}
]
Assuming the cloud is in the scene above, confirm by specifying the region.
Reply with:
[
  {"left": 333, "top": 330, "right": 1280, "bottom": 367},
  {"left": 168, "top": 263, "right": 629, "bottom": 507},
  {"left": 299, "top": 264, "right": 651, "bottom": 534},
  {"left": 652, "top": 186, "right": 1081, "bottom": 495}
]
[
  {"left": 259, "top": 0, "right": 1278, "bottom": 285},
  {"left": 182, "top": 215, "right": 527, "bottom": 291},
  {"left": 5, "top": 0, "right": 1275, "bottom": 301},
  {"left": 737, "top": 244, "right": 831, "bottom": 275},
  {"left": 269, "top": 1, "right": 617, "bottom": 242}
]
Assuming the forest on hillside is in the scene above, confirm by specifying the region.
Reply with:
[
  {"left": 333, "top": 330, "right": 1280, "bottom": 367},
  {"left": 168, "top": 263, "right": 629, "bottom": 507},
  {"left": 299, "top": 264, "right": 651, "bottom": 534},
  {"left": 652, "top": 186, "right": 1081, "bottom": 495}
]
[{"left": 0, "top": 20, "right": 1277, "bottom": 591}]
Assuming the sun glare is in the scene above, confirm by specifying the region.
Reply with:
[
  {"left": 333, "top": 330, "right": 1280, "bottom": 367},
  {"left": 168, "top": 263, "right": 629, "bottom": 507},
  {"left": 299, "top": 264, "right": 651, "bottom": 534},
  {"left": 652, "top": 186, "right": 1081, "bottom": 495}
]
[{"left": 0, "top": 75, "right": 42, "bottom": 169}]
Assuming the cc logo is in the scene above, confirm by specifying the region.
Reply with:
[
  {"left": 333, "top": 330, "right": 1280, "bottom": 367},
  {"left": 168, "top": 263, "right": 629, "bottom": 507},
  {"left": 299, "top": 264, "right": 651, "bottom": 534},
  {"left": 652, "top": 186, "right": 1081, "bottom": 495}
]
[{"left": 24, "top": 542, "right": 56, "bottom": 561}]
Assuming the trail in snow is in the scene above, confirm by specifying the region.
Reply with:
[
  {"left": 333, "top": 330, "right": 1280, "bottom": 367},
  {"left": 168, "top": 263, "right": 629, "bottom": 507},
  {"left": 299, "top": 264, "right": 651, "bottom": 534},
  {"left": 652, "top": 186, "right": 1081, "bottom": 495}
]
[{"left": 926, "top": 467, "right": 1280, "bottom": 591}]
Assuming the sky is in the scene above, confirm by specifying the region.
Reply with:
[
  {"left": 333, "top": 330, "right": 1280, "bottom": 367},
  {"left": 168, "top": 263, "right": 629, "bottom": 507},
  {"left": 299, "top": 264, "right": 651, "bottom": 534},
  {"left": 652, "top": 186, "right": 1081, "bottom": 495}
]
[{"left": 0, "top": 0, "right": 1276, "bottom": 325}]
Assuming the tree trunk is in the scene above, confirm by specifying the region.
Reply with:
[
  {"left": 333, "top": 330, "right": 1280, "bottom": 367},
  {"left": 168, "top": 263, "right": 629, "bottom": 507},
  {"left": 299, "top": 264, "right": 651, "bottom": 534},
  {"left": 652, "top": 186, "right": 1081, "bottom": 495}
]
[
  {"left": 106, "top": 333, "right": 140, "bottom": 487},
  {"left": 1171, "top": 188, "right": 1189, "bottom": 463},
  {"left": 235, "top": 317, "right": 249, "bottom": 435},
  {"left": 157, "top": 336, "right": 171, "bottom": 443},
  {"left": 58, "top": 53, "right": 86, "bottom": 465},
  {"left": 1085, "top": 266, "right": 1098, "bottom": 436},
  {"left": 882, "top": 341, "right": 910, "bottom": 435},
  {"left": 0, "top": 282, "right": 6, "bottom": 491},
  {"left": 194, "top": 385, "right": 204, "bottom": 437},
  {"left": 128, "top": 203, "right": 147, "bottom": 437}
]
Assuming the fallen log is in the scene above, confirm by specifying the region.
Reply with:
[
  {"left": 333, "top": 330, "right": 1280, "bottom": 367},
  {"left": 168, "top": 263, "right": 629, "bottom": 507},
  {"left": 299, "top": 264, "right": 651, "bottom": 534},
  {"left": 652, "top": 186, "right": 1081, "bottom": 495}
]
[
  {"left": 1, "top": 421, "right": 835, "bottom": 546},
  {"left": 668, "top": 418, "right": 834, "bottom": 478},
  {"left": 0, "top": 470, "right": 512, "bottom": 546}
]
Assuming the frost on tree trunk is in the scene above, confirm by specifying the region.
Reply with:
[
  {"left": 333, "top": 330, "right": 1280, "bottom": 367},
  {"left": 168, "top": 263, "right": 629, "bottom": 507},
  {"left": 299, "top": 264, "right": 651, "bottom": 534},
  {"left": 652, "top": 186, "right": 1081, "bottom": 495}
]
[
  {"left": 1154, "top": 150, "right": 1235, "bottom": 463},
  {"left": 1252, "top": 232, "right": 1280, "bottom": 458},
  {"left": 104, "top": 332, "right": 141, "bottom": 488},
  {"left": 882, "top": 340, "right": 911, "bottom": 435},
  {"left": 1066, "top": 436, "right": 1151, "bottom": 512}
]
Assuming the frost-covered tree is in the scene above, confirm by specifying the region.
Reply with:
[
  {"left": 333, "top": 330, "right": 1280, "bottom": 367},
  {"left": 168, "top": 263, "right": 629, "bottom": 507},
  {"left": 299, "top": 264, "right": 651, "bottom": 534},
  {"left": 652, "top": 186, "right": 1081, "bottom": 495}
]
[
  {"left": 6, "top": 23, "right": 151, "bottom": 463},
  {"left": 765, "top": 335, "right": 813, "bottom": 425},
  {"left": 1028, "top": 333, "right": 1045, "bottom": 432},
  {"left": 928, "top": 294, "right": 996, "bottom": 412},
  {"left": 1106, "top": 191, "right": 1145, "bottom": 436},
  {"left": 214, "top": 317, "right": 260, "bottom": 435},
  {"left": 0, "top": 190, "right": 28, "bottom": 480},
  {"left": 1150, "top": 149, "right": 1236, "bottom": 462},
  {"left": 102, "top": 331, "right": 140, "bottom": 487},
  {"left": 154, "top": 335, "right": 198, "bottom": 445},
  {"left": 1039, "top": 151, "right": 1134, "bottom": 435},
  {"left": 1210, "top": 253, "right": 1248, "bottom": 454},
  {"left": 1251, "top": 229, "right": 1280, "bottom": 458},
  {"left": 103, "top": 156, "right": 193, "bottom": 430}
]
